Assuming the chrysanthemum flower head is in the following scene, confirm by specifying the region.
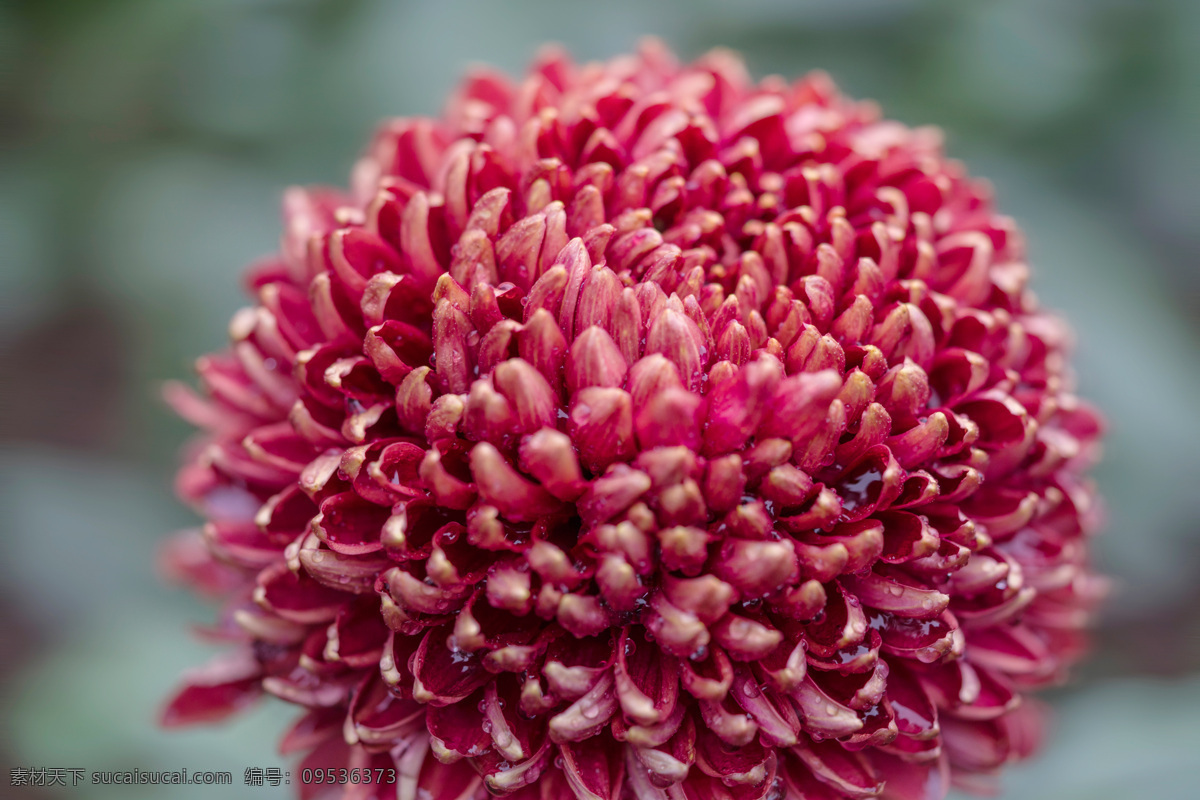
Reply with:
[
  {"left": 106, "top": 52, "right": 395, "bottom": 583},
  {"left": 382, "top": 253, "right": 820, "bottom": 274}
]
[{"left": 162, "top": 40, "right": 1105, "bottom": 800}]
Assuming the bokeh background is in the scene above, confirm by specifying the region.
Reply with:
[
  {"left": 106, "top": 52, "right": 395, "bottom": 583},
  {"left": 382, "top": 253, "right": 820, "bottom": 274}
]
[{"left": 2, "top": 0, "right": 1198, "bottom": 798}]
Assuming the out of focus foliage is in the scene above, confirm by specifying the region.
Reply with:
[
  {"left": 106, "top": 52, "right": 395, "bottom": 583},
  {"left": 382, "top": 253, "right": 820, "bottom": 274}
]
[{"left": 1, "top": 1, "right": 1197, "bottom": 797}]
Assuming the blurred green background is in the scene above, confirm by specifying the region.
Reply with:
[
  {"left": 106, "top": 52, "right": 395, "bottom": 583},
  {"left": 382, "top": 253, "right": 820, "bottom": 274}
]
[{"left": 1, "top": 0, "right": 1198, "bottom": 798}]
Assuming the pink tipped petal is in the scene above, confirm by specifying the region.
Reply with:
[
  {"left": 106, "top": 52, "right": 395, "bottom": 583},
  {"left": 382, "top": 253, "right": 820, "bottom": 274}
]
[
  {"left": 756, "top": 638, "right": 808, "bottom": 693},
  {"left": 494, "top": 358, "right": 559, "bottom": 433},
  {"left": 410, "top": 626, "right": 489, "bottom": 705},
  {"left": 711, "top": 614, "right": 783, "bottom": 662},
  {"left": 568, "top": 325, "right": 629, "bottom": 394},
  {"left": 885, "top": 661, "right": 940, "bottom": 741},
  {"left": 549, "top": 670, "right": 619, "bottom": 743},
  {"left": 791, "top": 675, "right": 865, "bottom": 739},
  {"left": 699, "top": 694, "right": 760, "bottom": 748},
  {"left": 646, "top": 308, "right": 705, "bottom": 392},
  {"left": 578, "top": 465, "right": 652, "bottom": 527},
  {"left": 841, "top": 571, "right": 950, "bottom": 620},
  {"left": 559, "top": 738, "right": 624, "bottom": 800},
  {"left": 731, "top": 670, "right": 801, "bottom": 747},
  {"left": 479, "top": 740, "right": 554, "bottom": 794},
  {"left": 757, "top": 369, "right": 843, "bottom": 443},
  {"left": 790, "top": 737, "right": 883, "bottom": 799},
  {"left": 470, "top": 442, "right": 567, "bottom": 521},
  {"left": 518, "top": 427, "right": 587, "bottom": 501},
  {"left": 694, "top": 728, "right": 770, "bottom": 785},
  {"left": 570, "top": 387, "right": 636, "bottom": 474},
  {"left": 255, "top": 562, "right": 353, "bottom": 624},
  {"left": 714, "top": 538, "right": 798, "bottom": 598},
  {"left": 614, "top": 629, "right": 681, "bottom": 726},
  {"left": 347, "top": 673, "right": 425, "bottom": 746},
  {"left": 519, "top": 308, "right": 569, "bottom": 392}
]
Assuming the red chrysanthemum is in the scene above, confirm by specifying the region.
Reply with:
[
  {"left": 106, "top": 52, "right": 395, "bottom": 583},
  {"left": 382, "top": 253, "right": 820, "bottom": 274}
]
[{"left": 161, "top": 40, "right": 1106, "bottom": 800}]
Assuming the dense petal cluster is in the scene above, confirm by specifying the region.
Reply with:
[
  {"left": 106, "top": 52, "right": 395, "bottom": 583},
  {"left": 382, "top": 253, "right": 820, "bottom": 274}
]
[{"left": 162, "top": 41, "right": 1105, "bottom": 800}]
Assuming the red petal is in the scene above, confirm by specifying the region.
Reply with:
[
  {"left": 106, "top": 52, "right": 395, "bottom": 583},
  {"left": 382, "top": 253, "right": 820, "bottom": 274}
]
[
  {"left": 790, "top": 736, "right": 883, "bottom": 798},
  {"left": 427, "top": 691, "right": 490, "bottom": 761},
  {"left": 614, "top": 628, "right": 680, "bottom": 726},
  {"left": 411, "top": 626, "right": 490, "bottom": 705},
  {"left": 347, "top": 672, "right": 424, "bottom": 746},
  {"left": 560, "top": 737, "right": 624, "bottom": 800},
  {"left": 256, "top": 561, "right": 353, "bottom": 624},
  {"left": 161, "top": 649, "right": 261, "bottom": 727},
  {"left": 871, "top": 750, "right": 949, "bottom": 800},
  {"left": 312, "top": 492, "right": 390, "bottom": 555}
]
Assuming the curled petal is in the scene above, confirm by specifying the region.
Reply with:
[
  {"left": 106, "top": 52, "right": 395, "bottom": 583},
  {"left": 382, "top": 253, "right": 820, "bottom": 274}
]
[
  {"left": 621, "top": 697, "right": 688, "bottom": 749},
  {"left": 872, "top": 609, "right": 960, "bottom": 663},
  {"left": 578, "top": 465, "right": 652, "bottom": 527},
  {"left": 887, "top": 412, "right": 950, "bottom": 469},
  {"left": 790, "top": 737, "right": 883, "bottom": 799},
  {"left": 559, "top": 738, "right": 624, "bottom": 800},
  {"left": 470, "top": 442, "right": 567, "bottom": 521},
  {"left": 713, "top": 538, "right": 798, "bottom": 598},
  {"left": 256, "top": 562, "right": 352, "bottom": 624},
  {"left": 624, "top": 746, "right": 672, "bottom": 799},
  {"left": 326, "top": 597, "right": 388, "bottom": 667},
  {"left": 410, "top": 626, "right": 489, "bottom": 705},
  {"left": 662, "top": 574, "right": 734, "bottom": 626},
  {"left": 519, "top": 307, "right": 568, "bottom": 392},
  {"left": 380, "top": 566, "right": 471, "bottom": 617},
  {"left": 679, "top": 642, "right": 734, "bottom": 700},
  {"left": 615, "top": 628, "right": 680, "bottom": 726},
  {"left": 696, "top": 691, "right": 758, "bottom": 748},
  {"left": 548, "top": 670, "right": 619, "bottom": 743},
  {"left": 299, "top": 541, "right": 390, "bottom": 595},
  {"left": 694, "top": 727, "right": 770, "bottom": 785},
  {"left": 791, "top": 675, "right": 864, "bottom": 738},
  {"left": 479, "top": 739, "right": 554, "bottom": 794},
  {"left": 558, "top": 593, "right": 615, "bottom": 638},
  {"left": 543, "top": 633, "right": 614, "bottom": 699},
  {"left": 758, "top": 369, "right": 843, "bottom": 444},
  {"left": 518, "top": 428, "right": 586, "bottom": 501},
  {"left": 312, "top": 492, "right": 389, "bottom": 555},
  {"left": 731, "top": 669, "right": 801, "bottom": 747},
  {"left": 841, "top": 571, "right": 949, "bottom": 620},
  {"left": 885, "top": 661, "right": 940, "bottom": 741},
  {"left": 804, "top": 581, "right": 869, "bottom": 656},
  {"left": 756, "top": 638, "right": 808, "bottom": 693},
  {"left": 494, "top": 358, "right": 559, "bottom": 434},
  {"left": 418, "top": 444, "right": 477, "bottom": 510},
  {"left": 347, "top": 672, "right": 424, "bottom": 746},
  {"left": 711, "top": 614, "right": 783, "bottom": 662}
]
